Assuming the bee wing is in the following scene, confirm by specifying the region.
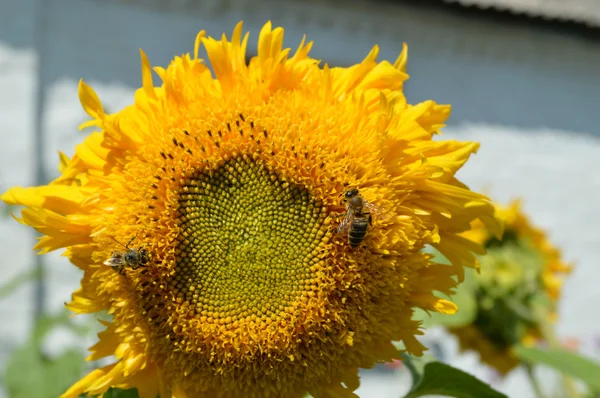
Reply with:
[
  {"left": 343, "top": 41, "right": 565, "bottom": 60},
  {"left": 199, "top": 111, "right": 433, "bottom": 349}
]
[
  {"left": 364, "top": 201, "right": 383, "bottom": 219},
  {"left": 337, "top": 211, "right": 354, "bottom": 235},
  {"left": 104, "top": 255, "right": 125, "bottom": 267}
]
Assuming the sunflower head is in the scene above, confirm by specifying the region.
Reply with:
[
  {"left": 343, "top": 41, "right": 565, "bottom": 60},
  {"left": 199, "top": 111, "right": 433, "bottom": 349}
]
[
  {"left": 451, "top": 200, "right": 572, "bottom": 375},
  {"left": 2, "top": 21, "right": 501, "bottom": 398}
]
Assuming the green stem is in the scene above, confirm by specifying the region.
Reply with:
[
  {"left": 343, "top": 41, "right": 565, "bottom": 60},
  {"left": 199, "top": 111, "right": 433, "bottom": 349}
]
[
  {"left": 400, "top": 353, "right": 421, "bottom": 387},
  {"left": 525, "top": 364, "right": 546, "bottom": 398},
  {"left": 0, "top": 268, "right": 41, "bottom": 298}
]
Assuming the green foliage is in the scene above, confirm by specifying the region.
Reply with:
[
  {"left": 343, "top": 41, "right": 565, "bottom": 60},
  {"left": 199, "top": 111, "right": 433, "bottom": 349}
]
[
  {"left": 31, "top": 311, "right": 94, "bottom": 343},
  {"left": 400, "top": 354, "right": 424, "bottom": 386},
  {"left": 101, "top": 387, "right": 140, "bottom": 398},
  {"left": 514, "top": 345, "right": 600, "bottom": 392},
  {"left": 3, "top": 311, "right": 91, "bottom": 398},
  {"left": 4, "top": 344, "right": 84, "bottom": 398},
  {"left": 402, "top": 361, "right": 508, "bottom": 398}
]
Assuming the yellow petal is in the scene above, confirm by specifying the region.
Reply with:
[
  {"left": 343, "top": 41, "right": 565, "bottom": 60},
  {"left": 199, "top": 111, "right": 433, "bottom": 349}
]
[
  {"left": 77, "top": 79, "right": 105, "bottom": 125},
  {"left": 139, "top": 49, "right": 157, "bottom": 101},
  {"left": 434, "top": 299, "right": 458, "bottom": 314}
]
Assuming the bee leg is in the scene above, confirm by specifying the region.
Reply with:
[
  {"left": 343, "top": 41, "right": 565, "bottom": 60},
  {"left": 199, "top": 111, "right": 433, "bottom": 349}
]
[
  {"left": 139, "top": 252, "right": 149, "bottom": 267},
  {"left": 367, "top": 213, "right": 372, "bottom": 226}
]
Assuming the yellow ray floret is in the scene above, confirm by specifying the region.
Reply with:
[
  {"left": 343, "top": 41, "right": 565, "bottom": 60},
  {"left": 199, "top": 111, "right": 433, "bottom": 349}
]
[{"left": 2, "top": 21, "right": 501, "bottom": 398}]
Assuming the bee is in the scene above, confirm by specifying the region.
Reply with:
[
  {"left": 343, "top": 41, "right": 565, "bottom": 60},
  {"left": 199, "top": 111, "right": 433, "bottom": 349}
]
[
  {"left": 337, "top": 188, "right": 379, "bottom": 248},
  {"left": 104, "top": 235, "right": 149, "bottom": 274}
]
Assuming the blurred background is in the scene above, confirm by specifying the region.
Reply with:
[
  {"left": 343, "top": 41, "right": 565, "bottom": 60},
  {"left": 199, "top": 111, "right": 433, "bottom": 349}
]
[{"left": 0, "top": 0, "right": 599, "bottom": 397}]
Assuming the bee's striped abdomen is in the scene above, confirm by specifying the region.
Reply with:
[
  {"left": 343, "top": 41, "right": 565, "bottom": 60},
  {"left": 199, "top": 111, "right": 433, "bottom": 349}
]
[{"left": 348, "top": 216, "right": 369, "bottom": 248}]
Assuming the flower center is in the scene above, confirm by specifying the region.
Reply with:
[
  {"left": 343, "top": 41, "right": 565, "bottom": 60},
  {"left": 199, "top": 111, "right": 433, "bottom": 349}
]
[{"left": 170, "top": 156, "right": 329, "bottom": 325}]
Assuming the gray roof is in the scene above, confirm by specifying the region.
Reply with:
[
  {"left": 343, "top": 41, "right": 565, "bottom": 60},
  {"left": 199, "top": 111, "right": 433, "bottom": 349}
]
[{"left": 442, "top": 0, "right": 600, "bottom": 27}]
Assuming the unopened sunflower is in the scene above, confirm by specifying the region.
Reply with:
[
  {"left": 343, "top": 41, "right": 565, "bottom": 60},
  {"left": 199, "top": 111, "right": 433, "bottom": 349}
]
[
  {"left": 450, "top": 200, "right": 571, "bottom": 375},
  {"left": 3, "top": 22, "right": 501, "bottom": 398}
]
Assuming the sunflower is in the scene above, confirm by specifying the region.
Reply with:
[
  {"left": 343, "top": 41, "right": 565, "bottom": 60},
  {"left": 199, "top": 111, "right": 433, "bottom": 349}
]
[
  {"left": 450, "top": 200, "right": 571, "bottom": 375},
  {"left": 3, "top": 22, "right": 501, "bottom": 398}
]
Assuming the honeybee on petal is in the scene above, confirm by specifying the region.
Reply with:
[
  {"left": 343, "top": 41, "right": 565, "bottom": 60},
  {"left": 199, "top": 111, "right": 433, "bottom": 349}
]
[
  {"left": 337, "top": 188, "right": 380, "bottom": 248},
  {"left": 104, "top": 235, "right": 149, "bottom": 274}
]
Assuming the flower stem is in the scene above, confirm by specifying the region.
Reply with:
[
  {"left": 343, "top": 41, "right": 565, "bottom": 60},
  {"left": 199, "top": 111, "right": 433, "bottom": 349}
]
[
  {"left": 525, "top": 364, "right": 546, "bottom": 398},
  {"left": 400, "top": 353, "right": 421, "bottom": 386}
]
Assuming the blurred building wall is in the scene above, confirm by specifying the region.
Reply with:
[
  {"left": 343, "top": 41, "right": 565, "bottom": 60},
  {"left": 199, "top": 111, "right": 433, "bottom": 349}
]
[{"left": 3, "top": 0, "right": 599, "bottom": 134}]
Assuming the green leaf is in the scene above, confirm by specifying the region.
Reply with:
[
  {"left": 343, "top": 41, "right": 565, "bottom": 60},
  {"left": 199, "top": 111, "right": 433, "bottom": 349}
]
[
  {"left": 514, "top": 345, "right": 600, "bottom": 392},
  {"left": 31, "top": 311, "right": 92, "bottom": 345},
  {"left": 403, "top": 362, "right": 508, "bottom": 398},
  {"left": 402, "top": 353, "right": 442, "bottom": 385},
  {"left": 101, "top": 387, "right": 140, "bottom": 398},
  {"left": 4, "top": 344, "right": 85, "bottom": 398}
]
